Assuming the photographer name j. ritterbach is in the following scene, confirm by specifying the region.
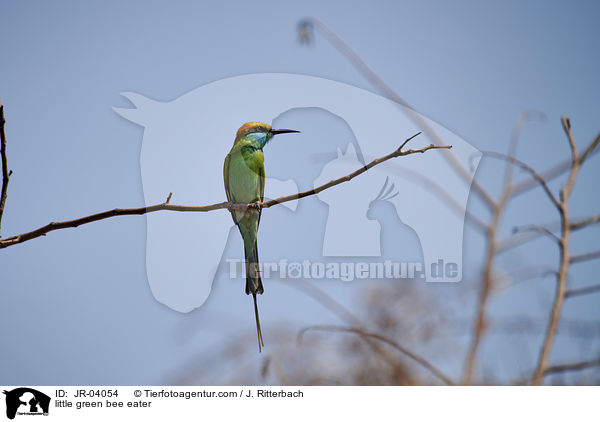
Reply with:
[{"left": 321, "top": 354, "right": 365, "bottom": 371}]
[{"left": 226, "top": 259, "right": 459, "bottom": 282}]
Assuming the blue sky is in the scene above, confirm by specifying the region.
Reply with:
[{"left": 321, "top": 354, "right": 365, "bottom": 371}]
[{"left": 0, "top": 0, "right": 598, "bottom": 385}]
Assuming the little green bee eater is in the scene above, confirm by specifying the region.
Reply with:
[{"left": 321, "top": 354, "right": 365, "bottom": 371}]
[{"left": 223, "top": 122, "right": 300, "bottom": 352}]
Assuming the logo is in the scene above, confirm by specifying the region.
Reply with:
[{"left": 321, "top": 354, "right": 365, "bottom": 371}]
[
  {"left": 3, "top": 388, "right": 50, "bottom": 419},
  {"left": 114, "top": 73, "right": 481, "bottom": 312}
]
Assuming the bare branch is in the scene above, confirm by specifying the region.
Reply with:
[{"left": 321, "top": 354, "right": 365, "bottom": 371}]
[
  {"left": 508, "top": 126, "right": 599, "bottom": 198},
  {"left": 482, "top": 151, "right": 561, "bottom": 210},
  {"left": 566, "top": 284, "right": 600, "bottom": 299},
  {"left": 531, "top": 117, "right": 582, "bottom": 385},
  {"left": 297, "top": 325, "right": 455, "bottom": 386},
  {"left": 570, "top": 250, "right": 600, "bottom": 265},
  {"left": 262, "top": 135, "right": 451, "bottom": 209},
  {"left": 297, "top": 17, "right": 497, "bottom": 211},
  {"left": 462, "top": 187, "right": 509, "bottom": 385},
  {"left": 513, "top": 355, "right": 600, "bottom": 385},
  {"left": 497, "top": 230, "right": 544, "bottom": 254},
  {"left": 383, "top": 160, "right": 488, "bottom": 232},
  {"left": 570, "top": 213, "right": 600, "bottom": 231},
  {"left": 561, "top": 117, "right": 578, "bottom": 161},
  {"left": 497, "top": 213, "right": 600, "bottom": 253},
  {"left": 504, "top": 111, "right": 547, "bottom": 187},
  {"left": 461, "top": 113, "right": 541, "bottom": 384},
  {"left": 510, "top": 158, "right": 569, "bottom": 198},
  {"left": 0, "top": 200, "right": 230, "bottom": 249},
  {"left": 285, "top": 281, "right": 410, "bottom": 375},
  {"left": 498, "top": 265, "right": 557, "bottom": 289},
  {"left": 0, "top": 133, "right": 451, "bottom": 249},
  {"left": 544, "top": 357, "right": 600, "bottom": 376},
  {"left": 0, "top": 101, "right": 12, "bottom": 236},
  {"left": 578, "top": 132, "right": 600, "bottom": 165},
  {"left": 512, "top": 224, "right": 561, "bottom": 245}
]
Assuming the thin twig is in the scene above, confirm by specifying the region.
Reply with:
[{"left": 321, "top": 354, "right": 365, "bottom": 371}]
[
  {"left": 503, "top": 111, "right": 547, "bottom": 187},
  {"left": 563, "top": 117, "right": 578, "bottom": 159},
  {"left": 0, "top": 133, "right": 450, "bottom": 249},
  {"left": 513, "top": 355, "right": 600, "bottom": 385},
  {"left": 565, "top": 284, "right": 600, "bottom": 299},
  {"left": 334, "top": 149, "right": 488, "bottom": 231},
  {"left": 298, "top": 17, "right": 496, "bottom": 211},
  {"left": 262, "top": 135, "right": 450, "bottom": 209},
  {"left": 286, "top": 281, "right": 410, "bottom": 376},
  {"left": 500, "top": 265, "right": 557, "bottom": 288},
  {"left": 570, "top": 213, "right": 600, "bottom": 231},
  {"left": 511, "top": 131, "right": 600, "bottom": 197},
  {"left": 531, "top": 117, "right": 581, "bottom": 385},
  {"left": 482, "top": 151, "right": 561, "bottom": 210},
  {"left": 297, "top": 325, "right": 455, "bottom": 386},
  {"left": 512, "top": 225, "right": 561, "bottom": 245},
  {"left": 578, "top": 132, "right": 600, "bottom": 165},
  {"left": 544, "top": 356, "right": 600, "bottom": 376},
  {"left": 510, "top": 159, "right": 570, "bottom": 198},
  {"left": 0, "top": 200, "right": 229, "bottom": 249},
  {"left": 462, "top": 192, "right": 507, "bottom": 385},
  {"left": 0, "top": 101, "right": 12, "bottom": 236},
  {"left": 570, "top": 250, "right": 600, "bottom": 265},
  {"left": 497, "top": 213, "right": 600, "bottom": 253},
  {"left": 462, "top": 113, "right": 536, "bottom": 385},
  {"left": 462, "top": 178, "right": 512, "bottom": 384},
  {"left": 384, "top": 161, "right": 488, "bottom": 232}
]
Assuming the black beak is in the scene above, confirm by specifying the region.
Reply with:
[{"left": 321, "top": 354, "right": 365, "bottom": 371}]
[{"left": 270, "top": 129, "right": 300, "bottom": 135}]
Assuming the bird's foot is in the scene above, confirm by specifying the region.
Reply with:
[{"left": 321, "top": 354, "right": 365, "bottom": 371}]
[{"left": 248, "top": 201, "right": 262, "bottom": 211}]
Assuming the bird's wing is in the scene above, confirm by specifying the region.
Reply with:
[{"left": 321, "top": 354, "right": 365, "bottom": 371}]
[
  {"left": 223, "top": 153, "right": 239, "bottom": 225},
  {"left": 257, "top": 160, "right": 265, "bottom": 225},
  {"left": 258, "top": 162, "right": 265, "bottom": 202}
]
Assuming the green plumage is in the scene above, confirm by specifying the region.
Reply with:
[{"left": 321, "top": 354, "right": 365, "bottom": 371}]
[
  {"left": 223, "top": 122, "right": 300, "bottom": 352},
  {"left": 224, "top": 137, "right": 265, "bottom": 296}
]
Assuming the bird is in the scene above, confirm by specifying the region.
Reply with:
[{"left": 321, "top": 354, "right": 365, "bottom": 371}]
[{"left": 223, "top": 122, "right": 300, "bottom": 352}]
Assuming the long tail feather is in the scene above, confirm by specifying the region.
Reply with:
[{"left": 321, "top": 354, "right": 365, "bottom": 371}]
[
  {"left": 245, "top": 240, "right": 264, "bottom": 294},
  {"left": 245, "top": 240, "right": 264, "bottom": 351},
  {"left": 253, "top": 293, "right": 264, "bottom": 352}
]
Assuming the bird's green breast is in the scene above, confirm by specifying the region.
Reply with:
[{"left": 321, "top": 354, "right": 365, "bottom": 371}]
[{"left": 225, "top": 144, "right": 265, "bottom": 205}]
